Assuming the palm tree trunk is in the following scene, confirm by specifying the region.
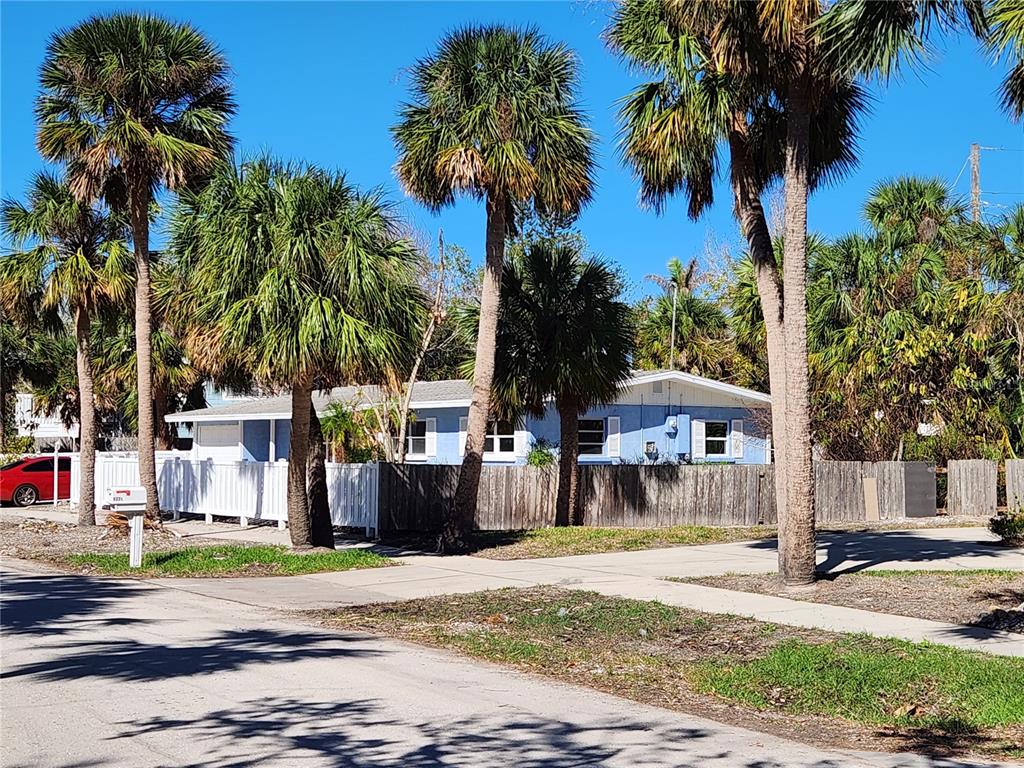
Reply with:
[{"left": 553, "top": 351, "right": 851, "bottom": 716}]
[
  {"left": 779, "top": 69, "right": 816, "bottom": 586},
  {"left": 555, "top": 400, "right": 580, "bottom": 527},
  {"left": 445, "top": 192, "right": 506, "bottom": 551},
  {"left": 130, "top": 178, "right": 160, "bottom": 519},
  {"left": 307, "top": 399, "right": 335, "bottom": 549},
  {"left": 74, "top": 307, "right": 97, "bottom": 526},
  {"left": 727, "top": 113, "right": 789, "bottom": 533},
  {"left": 287, "top": 377, "right": 314, "bottom": 548}
]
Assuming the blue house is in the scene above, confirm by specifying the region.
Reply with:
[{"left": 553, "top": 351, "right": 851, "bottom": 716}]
[{"left": 164, "top": 370, "right": 772, "bottom": 465}]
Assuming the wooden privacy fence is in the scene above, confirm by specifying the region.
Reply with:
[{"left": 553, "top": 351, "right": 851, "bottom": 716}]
[
  {"left": 1008, "top": 459, "right": 1024, "bottom": 511},
  {"left": 378, "top": 461, "right": 946, "bottom": 533},
  {"left": 379, "top": 464, "right": 558, "bottom": 532},
  {"left": 813, "top": 461, "right": 936, "bottom": 522}
]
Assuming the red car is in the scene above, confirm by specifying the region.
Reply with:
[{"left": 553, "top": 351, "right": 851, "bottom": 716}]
[{"left": 0, "top": 455, "right": 71, "bottom": 506}]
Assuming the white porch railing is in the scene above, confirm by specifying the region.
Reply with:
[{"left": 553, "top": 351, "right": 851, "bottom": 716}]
[{"left": 69, "top": 452, "right": 379, "bottom": 536}]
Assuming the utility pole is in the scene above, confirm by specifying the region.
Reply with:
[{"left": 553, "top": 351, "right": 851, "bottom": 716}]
[{"left": 970, "top": 142, "right": 981, "bottom": 223}]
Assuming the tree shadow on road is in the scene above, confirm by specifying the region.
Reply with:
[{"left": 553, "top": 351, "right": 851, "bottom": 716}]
[
  {"left": 1, "top": 627, "right": 382, "bottom": 684},
  {"left": 0, "top": 573, "right": 151, "bottom": 637}
]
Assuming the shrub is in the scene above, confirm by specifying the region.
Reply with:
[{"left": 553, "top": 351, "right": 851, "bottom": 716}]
[
  {"left": 526, "top": 439, "right": 557, "bottom": 468},
  {"left": 989, "top": 508, "right": 1024, "bottom": 546},
  {"left": 1, "top": 436, "right": 36, "bottom": 467}
]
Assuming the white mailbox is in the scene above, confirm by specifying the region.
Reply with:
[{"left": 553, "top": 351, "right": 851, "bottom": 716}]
[{"left": 105, "top": 486, "right": 147, "bottom": 568}]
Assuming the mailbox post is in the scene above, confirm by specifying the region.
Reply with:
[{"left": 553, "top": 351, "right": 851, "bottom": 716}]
[{"left": 106, "top": 487, "right": 147, "bottom": 568}]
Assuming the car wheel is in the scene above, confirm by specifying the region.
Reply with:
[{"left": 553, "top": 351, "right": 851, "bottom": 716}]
[{"left": 13, "top": 484, "right": 38, "bottom": 507}]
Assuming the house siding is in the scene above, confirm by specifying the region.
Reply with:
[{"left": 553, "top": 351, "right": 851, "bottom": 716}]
[{"left": 182, "top": 374, "right": 771, "bottom": 466}]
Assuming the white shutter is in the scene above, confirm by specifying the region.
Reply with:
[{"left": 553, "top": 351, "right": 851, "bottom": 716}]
[
  {"left": 731, "top": 419, "right": 744, "bottom": 459},
  {"left": 459, "top": 417, "right": 468, "bottom": 456},
  {"left": 425, "top": 418, "right": 437, "bottom": 457},
  {"left": 514, "top": 423, "right": 527, "bottom": 456},
  {"left": 691, "top": 419, "right": 706, "bottom": 460},
  {"left": 606, "top": 416, "right": 620, "bottom": 458}
]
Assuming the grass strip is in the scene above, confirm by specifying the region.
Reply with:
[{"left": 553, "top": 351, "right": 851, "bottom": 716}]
[
  {"left": 66, "top": 544, "right": 392, "bottom": 577},
  {"left": 321, "top": 586, "right": 1023, "bottom": 756}
]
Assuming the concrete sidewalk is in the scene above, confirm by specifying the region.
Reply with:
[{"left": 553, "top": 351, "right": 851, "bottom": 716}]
[{"left": 150, "top": 527, "right": 1024, "bottom": 657}]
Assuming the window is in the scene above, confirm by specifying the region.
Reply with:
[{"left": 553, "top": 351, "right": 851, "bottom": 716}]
[
  {"left": 651, "top": 380, "right": 663, "bottom": 394},
  {"left": 578, "top": 419, "right": 605, "bottom": 455},
  {"left": 704, "top": 421, "right": 729, "bottom": 457},
  {"left": 407, "top": 421, "right": 427, "bottom": 456},
  {"left": 484, "top": 420, "right": 515, "bottom": 454},
  {"left": 24, "top": 459, "right": 53, "bottom": 473}
]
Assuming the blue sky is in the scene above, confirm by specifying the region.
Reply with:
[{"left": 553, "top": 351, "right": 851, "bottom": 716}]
[{"left": 3, "top": 1, "right": 1022, "bottom": 298}]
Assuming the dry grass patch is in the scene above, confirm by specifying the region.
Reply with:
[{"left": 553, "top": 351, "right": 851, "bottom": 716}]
[
  {"left": 380, "top": 517, "right": 989, "bottom": 560},
  {"left": 683, "top": 570, "right": 1024, "bottom": 632},
  {"left": 317, "top": 586, "right": 1023, "bottom": 760}
]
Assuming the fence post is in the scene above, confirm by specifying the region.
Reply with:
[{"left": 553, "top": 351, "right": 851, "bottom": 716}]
[{"left": 366, "top": 462, "right": 379, "bottom": 538}]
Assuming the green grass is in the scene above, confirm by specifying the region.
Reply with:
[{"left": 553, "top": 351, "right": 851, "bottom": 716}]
[
  {"left": 858, "top": 569, "right": 1022, "bottom": 580},
  {"left": 691, "top": 637, "right": 1024, "bottom": 730},
  {"left": 66, "top": 545, "right": 393, "bottom": 577}
]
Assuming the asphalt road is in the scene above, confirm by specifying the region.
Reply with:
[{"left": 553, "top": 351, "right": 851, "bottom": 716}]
[{"left": 0, "top": 563, "right": 1014, "bottom": 768}]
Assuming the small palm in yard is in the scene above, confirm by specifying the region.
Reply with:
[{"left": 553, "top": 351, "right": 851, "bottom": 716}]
[
  {"left": 0, "top": 172, "right": 132, "bottom": 525},
  {"left": 168, "top": 157, "right": 425, "bottom": 549},
  {"left": 37, "top": 12, "right": 235, "bottom": 518},
  {"left": 394, "top": 25, "right": 596, "bottom": 551},
  {"left": 472, "top": 238, "right": 633, "bottom": 526}
]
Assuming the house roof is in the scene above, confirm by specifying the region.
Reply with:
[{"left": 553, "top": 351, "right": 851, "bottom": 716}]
[
  {"left": 627, "top": 369, "right": 772, "bottom": 405},
  {"left": 164, "top": 380, "right": 473, "bottom": 424},
  {"left": 164, "top": 371, "right": 768, "bottom": 424}
]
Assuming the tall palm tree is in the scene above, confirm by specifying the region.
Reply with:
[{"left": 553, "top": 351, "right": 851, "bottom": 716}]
[
  {"left": 36, "top": 12, "right": 235, "bottom": 517},
  {"left": 394, "top": 25, "right": 596, "bottom": 551},
  {"left": 609, "top": 0, "right": 864, "bottom": 584},
  {"left": 0, "top": 172, "right": 131, "bottom": 525},
  {"left": 169, "top": 158, "right": 425, "bottom": 549},
  {"left": 480, "top": 239, "right": 633, "bottom": 526}
]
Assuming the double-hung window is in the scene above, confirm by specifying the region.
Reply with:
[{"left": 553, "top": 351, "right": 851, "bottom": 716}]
[
  {"left": 484, "top": 420, "right": 515, "bottom": 455},
  {"left": 406, "top": 421, "right": 427, "bottom": 456},
  {"left": 578, "top": 419, "right": 605, "bottom": 455},
  {"left": 704, "top": 420, "right": 729, "bottom": 458}
]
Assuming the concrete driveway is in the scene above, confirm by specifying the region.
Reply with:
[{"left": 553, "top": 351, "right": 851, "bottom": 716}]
[{"left": 2, "top": 563, "right": 1017, "bottom": 768}]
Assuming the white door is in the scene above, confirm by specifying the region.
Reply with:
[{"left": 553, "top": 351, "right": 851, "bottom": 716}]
[{"left": 195, "top": 422, "right": 240, "bottom": 462}]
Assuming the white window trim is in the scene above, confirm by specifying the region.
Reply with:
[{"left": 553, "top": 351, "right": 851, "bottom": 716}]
[
  {"left": 702, "top": 419, "right": 731, "bottom": 459},
  {"left": 578, "top": 418, "right": 607, "bottom": 457},
  {"left": 401, "top": 418, "right": 436, "bottom": 461},
  {"left": 459, "top": 417, "right": 520, "bottom": 461}
]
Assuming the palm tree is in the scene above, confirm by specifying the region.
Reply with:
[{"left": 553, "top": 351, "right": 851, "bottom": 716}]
[
  {"left": 611, "top": 0, "right": 987, "bottom": 585},
  {"left": 393, "top": 25, "right": 596, "bottom": 551},
  {"left": 609, "top": 0, "right": 864, "bottom": 584},
  {"left": 0, "top": 172, "right": 131, "bottom": 525},
  {"left": 481, "top": 238, "right": 633, "bottom": 526},
  {"left": 169, "top": 158, "right": 425, "bottom": 549},
  {"left": 36, "top": 12, "right": 235, "bottom": 518},
  {"left": 988, "top": 0, "right": 1024, "bottom": 121},
  {"left": 639, "top": 257, "right": 727, "bottom": 373}
]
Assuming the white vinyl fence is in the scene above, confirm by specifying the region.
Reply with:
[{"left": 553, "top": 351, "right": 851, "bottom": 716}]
[{"left": 70, "top": 452, "right": 378, "bottom": 535}]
